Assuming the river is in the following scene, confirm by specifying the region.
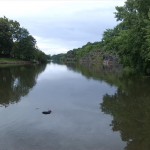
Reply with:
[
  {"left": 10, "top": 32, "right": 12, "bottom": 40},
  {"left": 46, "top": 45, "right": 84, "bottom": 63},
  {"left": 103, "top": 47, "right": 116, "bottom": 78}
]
[{"left": 0, "top": 63, "right": 150, "bottom": 150}]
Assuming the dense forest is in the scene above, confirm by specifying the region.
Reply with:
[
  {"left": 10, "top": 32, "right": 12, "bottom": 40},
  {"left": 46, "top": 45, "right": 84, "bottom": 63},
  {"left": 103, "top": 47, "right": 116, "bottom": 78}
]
[
  {"left": 0, "top": 16, "right": 50, "bottom": 63},
  {"left": 52, "top": 0, "right": 150, "bottom": 75}
]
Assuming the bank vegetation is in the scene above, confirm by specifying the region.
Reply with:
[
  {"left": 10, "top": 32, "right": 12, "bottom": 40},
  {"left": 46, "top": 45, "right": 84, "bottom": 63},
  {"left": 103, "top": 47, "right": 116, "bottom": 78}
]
[{"left": 52, "top": 0, "right": 150, "bottom": 75}]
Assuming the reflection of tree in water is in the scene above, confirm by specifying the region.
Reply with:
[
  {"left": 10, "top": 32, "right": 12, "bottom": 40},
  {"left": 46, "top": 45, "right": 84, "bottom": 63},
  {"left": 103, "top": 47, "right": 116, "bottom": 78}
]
[
  {"left": 66, "top": 63, "right": 122, "bottom": 85},
  {"left": 0, "top": 64, "right": 46, "bottom": 107},
  {"left": 66, "top": 63, "right": 150, "bottom": 150},
  {"left": 101, "top": 77, "right": 150, "bottom": 150},
  {"left": 61, "top": 62, "right": 150, "bottom": 150}
]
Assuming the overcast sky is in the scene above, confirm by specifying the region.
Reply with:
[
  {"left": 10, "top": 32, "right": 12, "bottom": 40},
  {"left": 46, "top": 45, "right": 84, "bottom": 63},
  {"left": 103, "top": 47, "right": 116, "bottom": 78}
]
[{"left": 0, "top": 0, "right": 125, "bottom": 55}]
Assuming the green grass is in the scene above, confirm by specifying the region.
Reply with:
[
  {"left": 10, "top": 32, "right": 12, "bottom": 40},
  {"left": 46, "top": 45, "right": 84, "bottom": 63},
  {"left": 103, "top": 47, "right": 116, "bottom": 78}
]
[
  {"left": 0, "top": 58, "right": 21, "bottom": 62},
  {"left": 0, "top": 58, "right": 30, "bottom": 64}
]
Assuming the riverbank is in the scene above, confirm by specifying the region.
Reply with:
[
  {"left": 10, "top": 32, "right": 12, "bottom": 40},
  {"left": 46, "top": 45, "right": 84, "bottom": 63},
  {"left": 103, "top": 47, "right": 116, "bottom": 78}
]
[{"left": 0, "top": 58, "right": 32, "bottom": 64}]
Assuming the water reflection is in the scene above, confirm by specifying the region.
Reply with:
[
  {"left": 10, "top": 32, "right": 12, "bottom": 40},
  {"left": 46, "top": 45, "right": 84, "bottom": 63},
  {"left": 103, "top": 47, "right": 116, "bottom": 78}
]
[
  {"left": 65, "top": 63, "right": 150, "bottom": 150},
  {"left": 101, "top": 77, "right": 150, "bottom": 150},
  {"left": 65, "top": 62, "right": 122, "bottom": 86},
  {"left": 0, "top": 64, "right": 46, "bottom": 107},
  {"left": 0, "top": 63, "right": 124, "bottom": 150},
  {"left": 1, "top": 62, "right": 149, "bottom": 150}
]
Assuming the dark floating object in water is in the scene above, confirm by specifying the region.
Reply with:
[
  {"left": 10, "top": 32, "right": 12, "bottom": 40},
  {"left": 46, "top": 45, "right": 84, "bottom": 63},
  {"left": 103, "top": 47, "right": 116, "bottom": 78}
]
[{"left": 42, "top": 110, "right": 52, "bottom": 115}]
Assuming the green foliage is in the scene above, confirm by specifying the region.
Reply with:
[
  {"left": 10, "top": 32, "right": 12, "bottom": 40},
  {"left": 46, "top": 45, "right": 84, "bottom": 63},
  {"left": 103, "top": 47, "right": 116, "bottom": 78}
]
[
  {"left": 47, "top": 0, "right": 150, "bottom": 74},
  {"left": 0, "top": 17, "right": 13, "bottom": 56},
  {"left": 75, "top": 42, "right": 103, "bottom": 59},
  {"left": 34, "top": 49, "right": 48, "bottom": 63},
  {"left": 0, "top": 16, "right": 48, "bottom": 63},
  {"left": 123, "top": 66, "right": 136, "bottom": 76},
  {"left": 51, "top": 53, "right": 66, "bottom": 62},
  {"left": 12, "top": 35, "right": 36, "bottom": 60},
  {"left": 102, "top": 0, "right": 150, "bottom": 75},
  {"left": 52, "top": 42, "right": 103, "bottom": 63}
]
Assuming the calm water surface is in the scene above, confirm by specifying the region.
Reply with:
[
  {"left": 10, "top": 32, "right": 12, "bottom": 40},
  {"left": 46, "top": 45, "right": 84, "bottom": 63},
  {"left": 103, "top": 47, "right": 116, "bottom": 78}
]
[{"left": 0, "top": 63, "right": 150, "bottom": 150}]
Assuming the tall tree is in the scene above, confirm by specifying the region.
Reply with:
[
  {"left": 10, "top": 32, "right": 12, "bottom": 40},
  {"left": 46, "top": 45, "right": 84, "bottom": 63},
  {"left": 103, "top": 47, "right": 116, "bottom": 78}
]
[
  {"left": 0, "top": 16, "right": 48, "bottom": 62},
  {"left": 0, "top": 17, "right": 13, "bottom": 56},
  {"left": 114, "top": 0, "right": 150, "bottom": 74},
  {"left": 12, "top": 35, "right": 36, "bottom": 60}
]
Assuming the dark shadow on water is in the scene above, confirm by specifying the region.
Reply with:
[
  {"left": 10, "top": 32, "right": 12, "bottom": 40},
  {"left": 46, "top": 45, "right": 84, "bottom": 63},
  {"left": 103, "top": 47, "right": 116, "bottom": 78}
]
[{"left": 0, "top": 64, "right": 46, "bottom": 107}]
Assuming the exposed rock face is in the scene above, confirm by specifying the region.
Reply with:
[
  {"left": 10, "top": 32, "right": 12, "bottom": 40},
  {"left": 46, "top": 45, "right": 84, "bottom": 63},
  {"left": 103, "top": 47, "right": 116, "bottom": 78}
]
[
  {"left": 102, "top": 55, "right": 119, "bottom": 66},
  {"left": 79, "top": 51, "right": 119, "bottom": 67},
  {"left": 79, "top": 51, "right": 103, "bottom": 64},
  {"left": 65, "top": 49, "right": 120, "bottom": 67},
  {"left": 65, "top": 50, "right": 77, "bottom": 62}
]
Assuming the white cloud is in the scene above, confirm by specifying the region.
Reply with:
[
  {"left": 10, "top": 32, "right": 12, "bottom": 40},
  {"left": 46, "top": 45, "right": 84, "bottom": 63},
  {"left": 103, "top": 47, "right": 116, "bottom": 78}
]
[
  {"left": 0, "top": 0, "right": 126, "bottom": 55},
  {"left": 34, "top": 36, "right": 68, "bottom": 55}
]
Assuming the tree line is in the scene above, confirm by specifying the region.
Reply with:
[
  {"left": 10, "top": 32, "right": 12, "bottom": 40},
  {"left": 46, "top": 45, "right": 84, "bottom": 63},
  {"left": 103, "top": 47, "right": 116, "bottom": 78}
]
[
  {"left": 52, "top": 0, "right": 150, "bottom": 75},
  {"left": 52, "top": 42, "right": 103, "bottom": 63},
  {"left": 0, "top": 16, "right": 50, "bottom": 63}
]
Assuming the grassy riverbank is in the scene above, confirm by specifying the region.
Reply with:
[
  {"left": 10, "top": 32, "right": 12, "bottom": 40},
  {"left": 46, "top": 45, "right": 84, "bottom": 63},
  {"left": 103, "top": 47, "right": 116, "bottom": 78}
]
[{"left": 0, "top": 58, "right": 31, "bottom": 64}]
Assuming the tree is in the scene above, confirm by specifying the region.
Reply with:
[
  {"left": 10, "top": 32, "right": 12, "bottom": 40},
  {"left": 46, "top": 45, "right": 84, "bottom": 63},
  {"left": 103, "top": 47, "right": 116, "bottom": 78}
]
[
  {"left": 0, "top": 17, "right": 13, "bottom": 56},
  {"left": 12, "top": 35, "right": 36, "bottom": 60},
  {"left": 34, "top": 49, "right": 48, "bottom": 63},
  {"left": 0, "top": 16, "right": 49, "bottom": 63},
  {"left": 114, "top": 0, "right": 150, "bottom": 74}
]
